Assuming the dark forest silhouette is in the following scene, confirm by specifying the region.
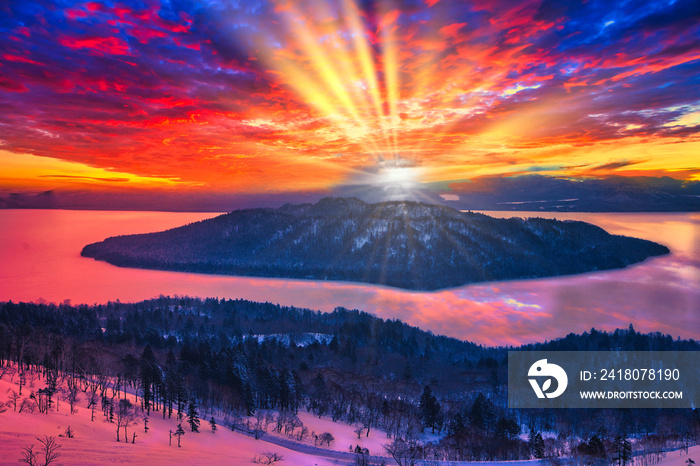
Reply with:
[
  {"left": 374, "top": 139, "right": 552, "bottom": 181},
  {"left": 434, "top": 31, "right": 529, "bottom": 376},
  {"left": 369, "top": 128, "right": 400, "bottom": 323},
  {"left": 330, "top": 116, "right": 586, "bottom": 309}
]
[
  {"left": 1, "top": 297, "right": 697, "bottom": 462},
  {"left": 81, "top": 198, "right": 669, "bottom": 291}
]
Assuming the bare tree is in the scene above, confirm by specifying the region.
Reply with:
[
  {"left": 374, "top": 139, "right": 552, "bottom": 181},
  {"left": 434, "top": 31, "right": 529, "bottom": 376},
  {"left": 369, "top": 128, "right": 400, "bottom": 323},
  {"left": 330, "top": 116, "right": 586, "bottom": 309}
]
[
  {"left": 274, "top": 411, "right": 289, "bottom": 433},
  {"left": 84, "top": 374, "right": 101, "bottom": 418},
  {"left": 384, "top": 438, "right": 421, "bottom": 466},
  {"left": 66, "top": 376, "right": 80, "bottom": 414},
  {"left": 264, "top": 411, "right": 276, "bottom": 432},
  {"left": 0, "top": 362, "right": 15, "bottom": 380},
  {"left": 88, "top": 392, "right": 98, "bottom": 422},
  {"left": 19, "top": 398, "right": 34, "bottom": 413},
  {"left": 18, "top": 444, "right": 38, "bottom": 466},
  {"left": 8, "top": 389, "right": 21, "bottom": 411},
  {"left": 283, "top": 415, "right": 302, "bottom": 437},
  {"left": 229, "top": 408, "right": 245, "bottom": 432},
  {"left": 318, "top": 432, "right": 335, "bottom": 447},
  {"left": 16, "top": 334, "right": 30, "bottom": 377},
  {"left": 40, "top": 434, "right": 62, "bottom": 464},
  {"left": 115, "top": 398, "right": 137, "bottom": 442},
  {"left": 254, "top": 410, "right": 267, "bottom": 438},
  {"left": 29, "top": 390, "right": 49, "bottom": 414},
  {"left": 354, "top": 446, "right": 373, "bottom": 466},
  {"left": 18, "top": 370, "right": 26, "bottom": 396},
  {"left": 296, "top": 425, "right": 309, "bottom": 442},
  {"left": 253, "top": 409, "right": 267, "bottom": 440},
  {"left": 19, "top": 435, "right": 62, "bottom": 466},
  {"left": 362, "top": 398, "right": 380, "bottom": 438},
  {"left": 251, "top": 451, "right": 284, "bottom": 464}
]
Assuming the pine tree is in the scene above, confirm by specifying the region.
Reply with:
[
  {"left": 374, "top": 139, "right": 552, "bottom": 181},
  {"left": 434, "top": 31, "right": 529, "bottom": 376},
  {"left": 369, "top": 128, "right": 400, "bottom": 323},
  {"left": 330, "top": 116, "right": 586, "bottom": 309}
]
[
  {"left": 470, "top": 393, "right": 495, "bottom": 431},
  {"left": 614, "top": 435, "right": 632, "bottom": 466},
  {"left": 139, "top": 345, "right": 158, "bottom": 415},
  {"left": 187, "top": 398, "right": 200, "bottom": 433},
  {"left": 176, "top": 381, "right": 187, "bottom": 421},
  {"left": 174, "top": 423, "right": 185, "bottom": 447},
  {"left": 209, "top": 416, "right": 217, "bottom": 433},
  {"left": 588, "top": 434, "right": 605, "bottom": 458},
  {"left": 243, "top": 382, "right": 255, "bottom": 416},
  {"left": 166, "top": 349, "right": 177, "bottom": 367},
  {"left": 529, "top": 430, "right": 545, "bottom": 459},
  {"left": 624, "top": 438, "right": 632, "bottom": 465},
  {"left": 419, "top": 386, "right": 440, "bottom": 433},
  {"left": 448, "top": 412, "right": 466, "bottom": 436},
  {"left": 495, "top": 417, "right": 519, "bottom": 439}
]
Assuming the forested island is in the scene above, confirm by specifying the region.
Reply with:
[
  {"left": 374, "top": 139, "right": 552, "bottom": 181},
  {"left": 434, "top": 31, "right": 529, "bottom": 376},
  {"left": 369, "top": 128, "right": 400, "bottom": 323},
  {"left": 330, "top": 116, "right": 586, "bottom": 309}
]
[{"left": 81, "top": 198, "right": 669, "bottom": 290}]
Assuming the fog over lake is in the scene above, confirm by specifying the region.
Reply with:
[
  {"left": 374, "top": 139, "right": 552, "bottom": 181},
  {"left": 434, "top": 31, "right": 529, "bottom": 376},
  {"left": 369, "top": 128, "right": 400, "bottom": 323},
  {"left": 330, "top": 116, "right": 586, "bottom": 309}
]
[{"left": 0, "top": 209, "right": 697, "bottom": 346}]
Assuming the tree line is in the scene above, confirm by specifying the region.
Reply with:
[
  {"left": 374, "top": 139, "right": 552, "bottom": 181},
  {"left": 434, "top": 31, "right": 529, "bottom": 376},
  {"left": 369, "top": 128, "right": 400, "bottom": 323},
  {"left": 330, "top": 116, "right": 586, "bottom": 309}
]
[{"left": 0, "top": 297, "right": 697, "bottom": 462}]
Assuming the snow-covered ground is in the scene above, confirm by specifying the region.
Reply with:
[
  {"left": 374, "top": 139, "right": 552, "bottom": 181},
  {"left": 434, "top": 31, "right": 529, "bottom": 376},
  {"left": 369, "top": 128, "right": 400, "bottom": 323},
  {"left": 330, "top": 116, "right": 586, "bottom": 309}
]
[
  {"left": 244, "top": 333, "right": 334, "bottom": 347},
  {"left": 0, "top": 369, "right": 545, "bottom": 465},
  {"left": 3, "top": 367, "right": 693, "bottom": 466},
  {"left": 0, "top": 373, "right": 338, "bottom": 465},
  {"left": 655, "top": 445, "right": 699, "bottom": 466},
  {"left": 246, "top": 409, "right": 392, "bottom": 456}
]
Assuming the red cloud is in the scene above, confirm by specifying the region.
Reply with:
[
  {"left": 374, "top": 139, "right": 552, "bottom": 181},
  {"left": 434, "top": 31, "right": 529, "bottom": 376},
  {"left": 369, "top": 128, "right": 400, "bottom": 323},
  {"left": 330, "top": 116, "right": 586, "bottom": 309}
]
[
  {"left": 0, "top": 75, "right": 28, "bottom": 92},
  {"left": 85, "top": 2, "right": 102, "bottom": 12},
  {"left": 3, "top": 54, "right": 42, "bottom": 65},
  {"left": 439, "top": 23, "right": 466, "bottom": 39},
  {"left": 65, "top": 8, "right": 88, "bottom": 20},
  {"left": 59, "top": 36, "right": 131, "bottom": 55},
  {"left": 129, "top": 26, "right": 168, "bottom": 44}
]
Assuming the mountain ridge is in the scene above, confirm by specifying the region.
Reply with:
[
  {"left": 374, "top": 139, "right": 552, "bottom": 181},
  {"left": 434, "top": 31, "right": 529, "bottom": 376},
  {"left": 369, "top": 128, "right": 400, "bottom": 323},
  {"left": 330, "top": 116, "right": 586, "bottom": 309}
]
[{"left": 4, "top": 175, "right": 699, "bottom": 211}]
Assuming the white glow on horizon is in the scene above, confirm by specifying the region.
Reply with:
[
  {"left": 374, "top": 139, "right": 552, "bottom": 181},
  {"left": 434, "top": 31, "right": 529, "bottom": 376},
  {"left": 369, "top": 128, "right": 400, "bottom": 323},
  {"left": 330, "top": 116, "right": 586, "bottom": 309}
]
[{"left": 378, "top": 166, "right": 418, "bottom": 188}]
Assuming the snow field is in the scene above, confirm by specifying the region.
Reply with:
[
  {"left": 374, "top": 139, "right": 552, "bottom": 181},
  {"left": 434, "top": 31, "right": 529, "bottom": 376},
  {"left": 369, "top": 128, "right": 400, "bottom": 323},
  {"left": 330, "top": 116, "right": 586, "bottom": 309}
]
[{"left": 0, "top": 373, "right": 338, "bottom": 465}]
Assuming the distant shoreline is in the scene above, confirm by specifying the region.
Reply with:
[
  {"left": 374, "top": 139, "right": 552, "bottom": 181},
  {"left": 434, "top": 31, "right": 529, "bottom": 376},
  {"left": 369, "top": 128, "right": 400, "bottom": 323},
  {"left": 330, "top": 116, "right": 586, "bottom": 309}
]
[{"left": 2, "top": 205, "right": 699, "bottom": 213}]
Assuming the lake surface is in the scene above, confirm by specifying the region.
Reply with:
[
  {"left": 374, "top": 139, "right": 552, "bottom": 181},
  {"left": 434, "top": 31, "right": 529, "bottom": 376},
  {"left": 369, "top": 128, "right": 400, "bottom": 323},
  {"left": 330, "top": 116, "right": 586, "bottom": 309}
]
[{"left": 0, "top": 209, "right": 697, "bottom": 346}]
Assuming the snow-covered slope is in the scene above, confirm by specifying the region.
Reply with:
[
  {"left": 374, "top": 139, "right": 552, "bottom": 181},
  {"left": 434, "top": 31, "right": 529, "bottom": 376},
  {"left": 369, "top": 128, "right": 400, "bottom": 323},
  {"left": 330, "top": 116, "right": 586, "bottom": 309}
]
[
  {"left": 655, "top": 446, "right": 699, "bottom": 466},
  {"left": 0, "top": 373, "right": 337, "bottom": 465}
]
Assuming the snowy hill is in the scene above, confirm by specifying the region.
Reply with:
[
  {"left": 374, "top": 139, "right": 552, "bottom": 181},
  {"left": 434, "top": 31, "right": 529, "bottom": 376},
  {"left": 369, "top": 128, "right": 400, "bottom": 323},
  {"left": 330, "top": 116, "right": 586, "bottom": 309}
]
[
  {"left": 0, "top": 368, "right": 338, "bottom": 465},
  {"left": 0, "top": 367, "right": 550, "bottom": 466}
]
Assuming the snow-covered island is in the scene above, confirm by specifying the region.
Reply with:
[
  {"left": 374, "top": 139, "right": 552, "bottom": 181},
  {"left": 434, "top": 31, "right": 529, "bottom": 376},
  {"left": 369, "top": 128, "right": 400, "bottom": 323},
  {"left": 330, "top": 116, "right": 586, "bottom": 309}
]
[{"left": 81, "top": 198, "right": 669, "bottom": 291}]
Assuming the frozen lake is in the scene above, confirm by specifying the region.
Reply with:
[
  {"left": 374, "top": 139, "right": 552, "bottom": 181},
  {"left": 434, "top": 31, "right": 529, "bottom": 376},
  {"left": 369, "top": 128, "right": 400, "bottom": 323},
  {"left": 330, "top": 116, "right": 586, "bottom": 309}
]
[{"left": 0, "top": 209, "right": 697, "bottom": 346}]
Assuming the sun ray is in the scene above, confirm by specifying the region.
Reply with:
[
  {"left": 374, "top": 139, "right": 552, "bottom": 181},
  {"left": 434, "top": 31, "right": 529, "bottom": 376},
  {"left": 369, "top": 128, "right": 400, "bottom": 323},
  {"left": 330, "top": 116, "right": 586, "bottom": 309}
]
[{"left": 1, "top": 0, "right": 697, "bottom": 196}]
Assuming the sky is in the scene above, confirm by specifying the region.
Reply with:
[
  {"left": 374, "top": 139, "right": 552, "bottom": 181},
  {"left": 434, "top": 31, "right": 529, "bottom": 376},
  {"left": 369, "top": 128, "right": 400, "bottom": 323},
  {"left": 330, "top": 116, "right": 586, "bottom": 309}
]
[{"left": 1, "top": 0, "right": 699, "bottom": 197}]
